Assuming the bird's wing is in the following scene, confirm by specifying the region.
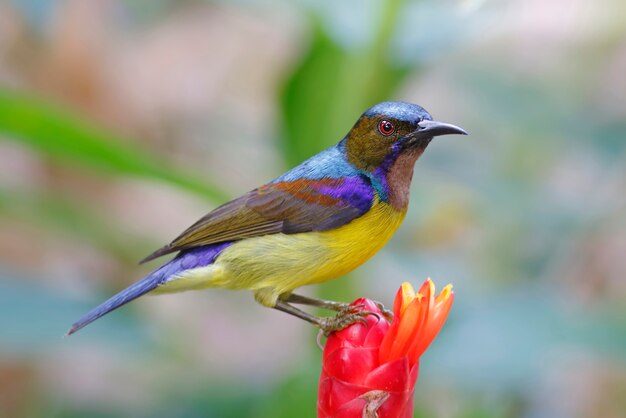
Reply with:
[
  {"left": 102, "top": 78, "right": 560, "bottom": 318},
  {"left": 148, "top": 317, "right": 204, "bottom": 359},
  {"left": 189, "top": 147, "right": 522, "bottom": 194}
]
[{"left": 140, "top": 176, "right": 373, "bottom": 263}]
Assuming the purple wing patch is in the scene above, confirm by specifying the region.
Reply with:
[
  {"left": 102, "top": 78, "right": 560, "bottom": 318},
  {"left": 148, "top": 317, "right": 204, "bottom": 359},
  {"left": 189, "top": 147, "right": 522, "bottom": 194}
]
[{"left": 252, "top": 176, "right": 373, "bottom": 232}]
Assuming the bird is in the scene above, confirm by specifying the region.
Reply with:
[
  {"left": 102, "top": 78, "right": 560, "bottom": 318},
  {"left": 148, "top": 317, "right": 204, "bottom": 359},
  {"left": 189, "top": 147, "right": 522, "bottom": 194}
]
[{"left": 67, "top": 101, "right": 466, "bottom": 336}]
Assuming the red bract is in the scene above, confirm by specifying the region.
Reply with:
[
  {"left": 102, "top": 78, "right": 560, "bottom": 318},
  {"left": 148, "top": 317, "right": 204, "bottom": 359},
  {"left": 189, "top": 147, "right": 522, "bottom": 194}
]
[{"left": 318, "top": 279, "right": 454, "bottom": 418}]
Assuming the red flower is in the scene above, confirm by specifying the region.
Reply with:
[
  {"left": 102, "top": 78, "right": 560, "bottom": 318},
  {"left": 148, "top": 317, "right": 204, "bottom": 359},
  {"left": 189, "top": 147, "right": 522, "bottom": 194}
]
[{"left": 318, "top": 279, "right": 454, "bottom": 418}]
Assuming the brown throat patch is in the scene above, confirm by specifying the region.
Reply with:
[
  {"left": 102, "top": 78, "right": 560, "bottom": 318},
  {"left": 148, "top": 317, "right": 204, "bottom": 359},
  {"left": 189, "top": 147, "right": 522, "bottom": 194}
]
[{"left": 386, "top": 146, "right": 424, "bottom": 210}]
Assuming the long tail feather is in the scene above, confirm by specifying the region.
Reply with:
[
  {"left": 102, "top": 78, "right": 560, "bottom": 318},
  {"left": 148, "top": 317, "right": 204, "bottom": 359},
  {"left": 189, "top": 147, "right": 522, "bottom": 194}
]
[
  {"left": 67, "top": 243, "right": 232, "bottom": 336},
  {"left": 66, "top": 271, "right": 166, "bottom": 336}
]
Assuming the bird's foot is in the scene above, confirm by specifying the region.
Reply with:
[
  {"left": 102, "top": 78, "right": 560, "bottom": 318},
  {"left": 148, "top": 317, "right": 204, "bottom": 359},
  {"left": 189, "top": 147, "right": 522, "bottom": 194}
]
[
  {"left": 283, "top": 293, "right": 394, "bottom": 320},
  {"left": 318, "top": 304, "right": 380, "bottom": 337},
  {"left": 316, "top": 304, "right": 381, "bottom": 349}
]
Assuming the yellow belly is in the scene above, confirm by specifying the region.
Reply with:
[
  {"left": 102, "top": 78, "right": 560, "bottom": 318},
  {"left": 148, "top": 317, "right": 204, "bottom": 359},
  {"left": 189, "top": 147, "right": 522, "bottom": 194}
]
[{"left": 161, "top": 200, "right": 406, "bottom": 306}]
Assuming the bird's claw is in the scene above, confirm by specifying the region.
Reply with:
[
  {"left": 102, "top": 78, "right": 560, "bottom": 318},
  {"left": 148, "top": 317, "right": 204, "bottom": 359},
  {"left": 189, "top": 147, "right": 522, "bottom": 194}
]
[
  {"left": 318, "top": 304, "right": 380, "bottom": 337},
  {"left": 372, "top": 300, "right": 394, "bottom": 322},
  {"left": 315, "top": 302, "right": 392, "bottom": 350}
]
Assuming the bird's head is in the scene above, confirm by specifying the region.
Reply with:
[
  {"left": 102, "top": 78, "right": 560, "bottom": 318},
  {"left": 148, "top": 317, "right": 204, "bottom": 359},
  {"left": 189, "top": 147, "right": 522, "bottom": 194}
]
[{"left": 344, "top": 101, "right": 467, "bottom": 172}]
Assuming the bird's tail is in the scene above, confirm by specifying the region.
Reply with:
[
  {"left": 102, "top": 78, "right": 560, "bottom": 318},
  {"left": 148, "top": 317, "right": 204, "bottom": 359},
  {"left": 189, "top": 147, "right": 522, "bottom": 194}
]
[
  {"left": 67, "top": 243, "right": 231, "bottom": 336},
  {"left": 66, "top": 268, "right": 167, "bottom": 336}
]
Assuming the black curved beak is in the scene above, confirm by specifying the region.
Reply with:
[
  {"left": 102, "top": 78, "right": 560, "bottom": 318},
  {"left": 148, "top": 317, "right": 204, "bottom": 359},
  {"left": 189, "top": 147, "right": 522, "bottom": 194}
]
[{"left": 415, "top": 120, "right": 468, "bottom": 138}]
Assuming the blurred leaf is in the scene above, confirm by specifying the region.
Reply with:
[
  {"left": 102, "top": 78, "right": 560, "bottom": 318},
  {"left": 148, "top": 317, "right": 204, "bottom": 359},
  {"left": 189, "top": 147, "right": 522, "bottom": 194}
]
[
  {"left": 280, "top": 0, "right": 409, "bottom": 166},
  {"left": 0, "top": 89, "right": 228, "bottom": 202},
  {"left": 280, "top": 22, "right": 348, "bottom": 165}
]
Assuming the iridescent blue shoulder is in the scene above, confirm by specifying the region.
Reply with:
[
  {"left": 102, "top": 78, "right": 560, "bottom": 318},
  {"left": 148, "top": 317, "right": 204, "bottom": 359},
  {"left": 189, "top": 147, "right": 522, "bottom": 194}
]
[{"left": 273, "top": 140, "right": 360, "bottom": 182}]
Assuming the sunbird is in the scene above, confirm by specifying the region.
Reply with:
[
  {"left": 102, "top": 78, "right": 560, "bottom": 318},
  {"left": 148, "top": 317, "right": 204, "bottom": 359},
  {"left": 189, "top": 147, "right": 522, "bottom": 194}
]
[{"left": 68, "top": 101, "right": 466, "bottom": 335}]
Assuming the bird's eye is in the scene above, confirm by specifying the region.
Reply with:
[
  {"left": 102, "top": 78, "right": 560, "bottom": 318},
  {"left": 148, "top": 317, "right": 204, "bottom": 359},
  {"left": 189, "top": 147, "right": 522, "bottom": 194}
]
[{"left": 378, "top": 120, "right": 395, "bottom": 136}]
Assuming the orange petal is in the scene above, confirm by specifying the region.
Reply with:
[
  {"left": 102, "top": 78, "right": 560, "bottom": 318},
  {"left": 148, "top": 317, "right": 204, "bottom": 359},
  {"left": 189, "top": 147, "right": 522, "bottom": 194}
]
[
  {"left": 380, "top": 282, "right": 431, "bottom": 365},
  {"left": 408, "top": 284, "right": 454, "bottom": 362},
  {"left": 378, "top": 318, "right": 401, "bottom": 363},
  {"left": 381, "top": 298, "right": 422, "bottom": 362},
  {"left": 393, "top": 282, "right": 416, "bottom": 317},
  {"left": 418, "top": 279, "right": 434, "bottom": 300},
  {"left": 405, "top": 280, "right": 433, "bottom": 354},
  {"left": 380, "top": 280, "right": 454, "bottom": 366}
]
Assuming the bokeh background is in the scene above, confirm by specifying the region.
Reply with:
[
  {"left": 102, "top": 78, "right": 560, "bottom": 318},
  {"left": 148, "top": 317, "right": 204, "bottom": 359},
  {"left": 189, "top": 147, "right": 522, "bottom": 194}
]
[{"left": 1, "top": 0, "right": 625, "bottom": 417}]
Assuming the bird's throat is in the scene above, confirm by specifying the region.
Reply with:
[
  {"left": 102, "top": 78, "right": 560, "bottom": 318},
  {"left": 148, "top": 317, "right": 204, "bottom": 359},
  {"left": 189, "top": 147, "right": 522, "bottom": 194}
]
[{"left": 384, "top": 147, "right": 424, "bottom": 210}]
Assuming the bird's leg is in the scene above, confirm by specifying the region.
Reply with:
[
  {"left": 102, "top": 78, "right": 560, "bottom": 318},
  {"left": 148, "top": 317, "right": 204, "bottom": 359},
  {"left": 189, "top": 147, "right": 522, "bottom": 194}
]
[
  {"left": 284, "top": 293, "right": 394, "bottom": 321},
  {"left": 273, "top": 300, "right": 325, "bottom": 327},
  {"left": 282, "top": 293, "right": 349, "bottom": 311},
  {"left": 273, "top": 300, "right": 373, "bottom": 337}
]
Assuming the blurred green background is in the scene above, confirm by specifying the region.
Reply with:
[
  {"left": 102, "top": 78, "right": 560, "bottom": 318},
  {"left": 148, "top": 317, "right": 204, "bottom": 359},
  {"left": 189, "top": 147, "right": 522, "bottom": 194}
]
[{"left": 1, "top": 0, "right": 625, "bottom": 417}]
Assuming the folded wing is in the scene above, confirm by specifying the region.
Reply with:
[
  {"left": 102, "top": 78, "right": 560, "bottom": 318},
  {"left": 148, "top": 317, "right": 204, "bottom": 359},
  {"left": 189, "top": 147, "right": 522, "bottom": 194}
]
[{"left": 140, "top": 177, "right": 373, "bottom": 263}]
